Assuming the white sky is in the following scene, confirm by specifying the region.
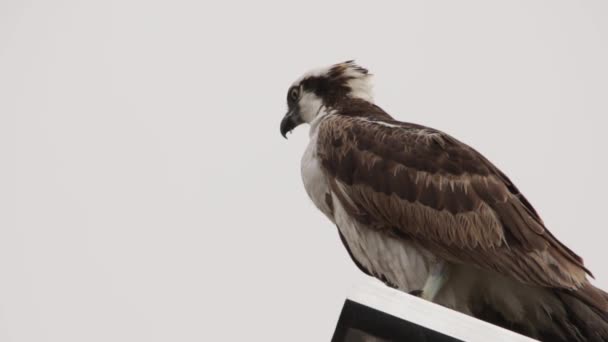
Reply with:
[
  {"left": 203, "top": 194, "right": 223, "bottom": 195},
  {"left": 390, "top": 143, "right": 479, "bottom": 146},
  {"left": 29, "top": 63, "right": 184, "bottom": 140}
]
[{"left": 1, "top": 1, "right": 607, "bottom": 341}]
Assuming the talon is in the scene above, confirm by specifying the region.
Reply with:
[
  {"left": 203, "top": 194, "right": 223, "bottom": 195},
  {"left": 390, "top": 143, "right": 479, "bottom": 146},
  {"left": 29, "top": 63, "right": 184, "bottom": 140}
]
[{"left": 409, "top": 289, "right": 423, "bottom": 297}]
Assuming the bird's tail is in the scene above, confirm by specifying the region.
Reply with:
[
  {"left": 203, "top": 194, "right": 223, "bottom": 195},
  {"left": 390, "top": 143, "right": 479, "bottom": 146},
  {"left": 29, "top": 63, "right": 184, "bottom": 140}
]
[
  {"left": 473, "top": 280, "right": 608, "bottom": 342},
  {"left": 550, "top": 282, "right": 608, "bottom": 342}
]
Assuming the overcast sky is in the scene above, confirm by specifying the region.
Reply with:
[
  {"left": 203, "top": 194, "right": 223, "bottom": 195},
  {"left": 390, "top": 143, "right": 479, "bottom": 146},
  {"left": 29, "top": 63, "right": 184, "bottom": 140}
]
[{"left": 1, "top": 1, "right": 607, "bottom": 341}]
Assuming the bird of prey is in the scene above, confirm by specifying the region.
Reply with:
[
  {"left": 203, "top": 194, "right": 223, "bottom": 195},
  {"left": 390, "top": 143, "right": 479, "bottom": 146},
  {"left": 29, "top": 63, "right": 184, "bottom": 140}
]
[{"left": 280, "top": 61, "right": 608, "bottom": 342}]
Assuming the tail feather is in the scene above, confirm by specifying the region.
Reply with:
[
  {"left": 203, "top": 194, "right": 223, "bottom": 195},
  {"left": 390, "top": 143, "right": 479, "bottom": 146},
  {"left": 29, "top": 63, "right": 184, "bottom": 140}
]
[
  {"left": 472, "top": 280, "right": 608, "bottom": 342},
  {"left": 556, "top": 284, "right": 608, "bottom": 342}
]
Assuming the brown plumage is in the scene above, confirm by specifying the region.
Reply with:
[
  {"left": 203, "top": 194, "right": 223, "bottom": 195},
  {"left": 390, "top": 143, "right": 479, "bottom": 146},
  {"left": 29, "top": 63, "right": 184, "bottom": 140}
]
[
  {"left": 318, "top": 100, "right": 590, "bottom": 290},
  {"left": 281, "top": 61, "right": 608, "bottom": 341}
]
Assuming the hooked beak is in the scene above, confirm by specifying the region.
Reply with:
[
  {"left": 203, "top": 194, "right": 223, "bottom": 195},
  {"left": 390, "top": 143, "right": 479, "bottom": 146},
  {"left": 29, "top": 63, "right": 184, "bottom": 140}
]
[{"left": 280, "top": 109, "right": 303, "bottom": 139}]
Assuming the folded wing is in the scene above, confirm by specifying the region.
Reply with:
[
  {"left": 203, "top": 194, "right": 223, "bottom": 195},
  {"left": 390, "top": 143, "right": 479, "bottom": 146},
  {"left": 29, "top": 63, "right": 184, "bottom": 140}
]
[{"left": 316, "top": 113, "right": 589, "bottom": 290}]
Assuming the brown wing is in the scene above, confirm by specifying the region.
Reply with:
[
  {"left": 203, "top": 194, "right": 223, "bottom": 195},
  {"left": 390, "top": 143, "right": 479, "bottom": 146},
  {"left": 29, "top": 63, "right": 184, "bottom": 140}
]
[{"left": 317, "top": 111, "right": 590, "bottom": 290}]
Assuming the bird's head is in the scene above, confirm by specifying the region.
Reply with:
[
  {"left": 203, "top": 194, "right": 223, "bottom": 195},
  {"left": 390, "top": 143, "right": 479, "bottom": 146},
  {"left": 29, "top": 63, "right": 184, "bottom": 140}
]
[{"left": 280, "top": 61, "right": 373, "bottom": 138}]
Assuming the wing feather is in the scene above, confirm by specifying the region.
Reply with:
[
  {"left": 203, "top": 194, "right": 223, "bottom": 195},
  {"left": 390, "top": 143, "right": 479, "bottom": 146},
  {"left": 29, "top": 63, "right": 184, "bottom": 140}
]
[{"left": 317, "top": 110, "right": 589, "bottom": 290}]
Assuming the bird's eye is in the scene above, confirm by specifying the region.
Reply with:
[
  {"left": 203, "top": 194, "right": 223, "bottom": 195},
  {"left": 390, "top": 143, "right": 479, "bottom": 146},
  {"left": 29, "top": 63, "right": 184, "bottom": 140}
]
[{"left": 289, "top": 87, "right": 299, "bottom": 102}]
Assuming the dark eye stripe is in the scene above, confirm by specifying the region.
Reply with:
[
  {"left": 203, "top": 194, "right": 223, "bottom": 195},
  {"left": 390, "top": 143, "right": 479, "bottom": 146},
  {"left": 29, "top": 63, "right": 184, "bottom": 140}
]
[{"left": 287, "top": 86, "right": 299, "bottom": 104}]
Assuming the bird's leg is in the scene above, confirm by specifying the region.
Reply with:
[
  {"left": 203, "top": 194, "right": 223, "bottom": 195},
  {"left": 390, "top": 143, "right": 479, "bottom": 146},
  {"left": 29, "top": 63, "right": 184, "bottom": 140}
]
[
  {"left": 422, "top": 261, "right": 449, "bottom": 301},
  {"left": 409, "top": 261, "right": 450, "bottom": 302}
]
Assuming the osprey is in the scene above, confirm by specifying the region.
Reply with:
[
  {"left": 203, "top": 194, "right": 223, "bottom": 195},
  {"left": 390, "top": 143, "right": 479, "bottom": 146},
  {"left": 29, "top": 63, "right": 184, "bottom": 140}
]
[{"left": 280, "top": 61, "right": 608, "bottom": 342}]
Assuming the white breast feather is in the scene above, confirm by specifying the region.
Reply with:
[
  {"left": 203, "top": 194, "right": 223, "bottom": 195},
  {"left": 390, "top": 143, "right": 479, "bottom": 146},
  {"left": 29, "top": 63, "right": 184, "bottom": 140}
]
[{"left": 301, "top": 119, "right": 434, "bottom": 292}]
